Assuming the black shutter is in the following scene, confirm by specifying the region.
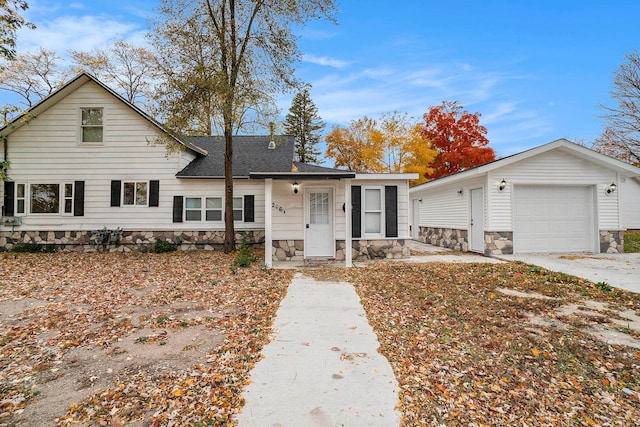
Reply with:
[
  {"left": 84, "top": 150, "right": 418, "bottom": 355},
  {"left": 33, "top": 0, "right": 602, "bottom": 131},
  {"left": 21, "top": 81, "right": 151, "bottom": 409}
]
[
  {"left": 173, "top": 196, "right": 183, "bottom": 223},
  {"left": 244, "top": 195, "right": 254, "bottom": 222},
  {"left": 110, "top": 180, "right": 121, "bottom": 207},
  {"left": 385, "top": 185, "right": 398, "bottom": 238},
  {"left": 351, "top": 185, "right": 361, "bottom": 238},
  {"left": 73, "top": 181, "right": 85, "bottom": 216},
  {"left": 149, "top": 180, "right": 160, "bottom": 207},
  {"left": 4, "top": 181, "right": 14, "bottom": 216}
]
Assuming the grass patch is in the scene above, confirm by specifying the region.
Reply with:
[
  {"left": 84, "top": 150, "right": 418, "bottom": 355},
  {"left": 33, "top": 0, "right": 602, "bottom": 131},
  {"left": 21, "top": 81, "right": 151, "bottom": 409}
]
[{"left": 624, "top": 229, "right": 640, "bottom": 253}]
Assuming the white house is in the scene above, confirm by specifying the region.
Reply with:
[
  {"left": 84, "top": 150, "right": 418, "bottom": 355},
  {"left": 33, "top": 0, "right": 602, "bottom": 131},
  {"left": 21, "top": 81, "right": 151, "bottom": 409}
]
[
  {"left": 0, "top": 73, "right": 417, "bottom": 266},
  {"left": 409, "top": 139, "right": 640, "bottom": 255}
]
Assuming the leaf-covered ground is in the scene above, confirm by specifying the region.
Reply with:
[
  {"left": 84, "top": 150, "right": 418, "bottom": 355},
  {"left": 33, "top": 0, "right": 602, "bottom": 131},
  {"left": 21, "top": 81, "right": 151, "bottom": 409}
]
[
  {"left": 311, "top": 263, "right": 640, "bottom": 426},
  {"left": 2, "top": 253, "right": 640, "bottom": 426},
  {"left": 0, "top": 251, "right": 292, "bottom": 426}
]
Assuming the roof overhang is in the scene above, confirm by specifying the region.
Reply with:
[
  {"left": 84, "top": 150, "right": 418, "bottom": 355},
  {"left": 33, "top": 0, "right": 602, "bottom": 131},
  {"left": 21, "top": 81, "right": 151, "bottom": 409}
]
[
  {"left": 410, "top": 138, "right": 640, "bottom": 193},
  {"left": 355, "top": 173, "right": 419, "bottom": 180},
  {"left": 250, "top": 172, "right": 356, "bottom": 179}
]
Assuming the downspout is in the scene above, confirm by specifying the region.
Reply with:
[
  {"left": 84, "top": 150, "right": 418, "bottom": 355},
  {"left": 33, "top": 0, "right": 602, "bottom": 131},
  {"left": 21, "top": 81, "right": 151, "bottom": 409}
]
[{"left": 1, "top": 135, "right": 6, "bottom": 216}]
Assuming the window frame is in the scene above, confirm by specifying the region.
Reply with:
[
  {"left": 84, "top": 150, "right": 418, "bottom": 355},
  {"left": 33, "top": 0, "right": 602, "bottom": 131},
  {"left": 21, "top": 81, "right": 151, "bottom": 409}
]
[
  {"left": 362, "top": 186, "right": 385, "bottom": 238},
  {"left": 122, "top": 181, "right": 149, "bottom": 207},
  {"left": 181, "top": 196, "right": 244, "bottom": 222},
  {"left": 233, "top": 196, "right": 243, "bottom": 222},
  {"left": 79, "top": 107, "right": 104, "bottom": 145},
  {"left": 15, "top": 183, "right": 26, "bottom": 215},
  {"left": 20, "top": 182, "right": 76, "bottom": 216}
]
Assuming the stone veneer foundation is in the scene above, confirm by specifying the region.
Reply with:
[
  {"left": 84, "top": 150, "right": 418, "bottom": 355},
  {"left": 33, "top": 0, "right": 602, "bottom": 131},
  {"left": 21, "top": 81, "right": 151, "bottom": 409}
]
[
  {"left": 418, "top": 227, "right": 468, "bottom": 251},
  {"left": 0, "top": 230, "right": 265, "bottom": 252},
  {"left": 272, "top": 239, "right": 410, "bottom": 261},
  {"left": 484, "top": 231, "right": 514, "bottom": 256},
  {"left": 600, "top": 230, "right": 624, "bottom": 253}
]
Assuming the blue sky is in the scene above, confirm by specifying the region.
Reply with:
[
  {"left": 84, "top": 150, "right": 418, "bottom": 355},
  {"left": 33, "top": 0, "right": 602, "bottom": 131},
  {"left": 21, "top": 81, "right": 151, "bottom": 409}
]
[{"left": 12, "top": 0, "right": 640, "bottom": 159}]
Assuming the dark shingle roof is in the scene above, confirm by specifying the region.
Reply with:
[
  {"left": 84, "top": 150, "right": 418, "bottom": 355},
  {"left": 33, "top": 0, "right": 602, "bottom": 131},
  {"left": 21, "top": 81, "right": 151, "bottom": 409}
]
[{"left": 177, "top": 135, "right": 295, "bottom": 178}]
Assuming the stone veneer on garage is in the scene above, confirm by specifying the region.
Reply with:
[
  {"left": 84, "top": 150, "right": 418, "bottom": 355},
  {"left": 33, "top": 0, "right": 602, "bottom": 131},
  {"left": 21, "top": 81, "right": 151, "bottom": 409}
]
[
  {"left": 484, "top": 231, "right": 514, "bottom": 256},
  {"left": 417, "top": 227, "right": 468, "bottom": 251},
  {"left": 600, "top": 230, "right": 624, "bottom": 253},
  {"left": 272, "top": 239, "right": 410, "bottom": 261},
  {"left": 0, "top": 230, "right": 265, "bottom": 252}
]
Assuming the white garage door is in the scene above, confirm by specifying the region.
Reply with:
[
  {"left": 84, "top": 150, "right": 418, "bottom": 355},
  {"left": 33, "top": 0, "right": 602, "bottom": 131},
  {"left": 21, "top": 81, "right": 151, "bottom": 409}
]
[{"left": 514, "top": 186, "right": 594, "bottom": 253}]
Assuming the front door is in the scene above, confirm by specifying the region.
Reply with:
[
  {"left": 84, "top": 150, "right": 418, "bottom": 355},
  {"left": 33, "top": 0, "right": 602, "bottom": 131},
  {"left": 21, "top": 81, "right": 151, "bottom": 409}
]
[
  {"left": 305, "top": 188, "right": 334, "bottom": 257},
  {"left": 470, "top": 188, "right": 484, "bottom": 253}
]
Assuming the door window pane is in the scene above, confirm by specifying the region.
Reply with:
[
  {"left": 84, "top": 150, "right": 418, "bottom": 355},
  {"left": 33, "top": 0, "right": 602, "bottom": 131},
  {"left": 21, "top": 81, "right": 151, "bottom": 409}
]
[{"left": 310, "top": 192, "right": 329, "bottom": 225}]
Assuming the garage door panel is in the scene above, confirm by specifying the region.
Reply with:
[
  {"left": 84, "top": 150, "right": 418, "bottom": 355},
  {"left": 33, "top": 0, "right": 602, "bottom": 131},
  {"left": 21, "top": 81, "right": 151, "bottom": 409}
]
[{"left": 514, "top": 186, "right": 593, "bottom": 253}]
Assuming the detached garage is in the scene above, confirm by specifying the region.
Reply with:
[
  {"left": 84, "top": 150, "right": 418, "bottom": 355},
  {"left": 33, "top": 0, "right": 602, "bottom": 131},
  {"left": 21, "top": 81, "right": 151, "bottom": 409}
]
[{"left": 409, "top": 139, "right": 640, "bottom": 255}]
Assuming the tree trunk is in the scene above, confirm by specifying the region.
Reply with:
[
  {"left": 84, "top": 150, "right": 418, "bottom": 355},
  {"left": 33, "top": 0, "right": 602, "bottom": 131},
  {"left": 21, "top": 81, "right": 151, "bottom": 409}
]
[{"left": 223, "top": 118, "right": 235, "bottom": 253}]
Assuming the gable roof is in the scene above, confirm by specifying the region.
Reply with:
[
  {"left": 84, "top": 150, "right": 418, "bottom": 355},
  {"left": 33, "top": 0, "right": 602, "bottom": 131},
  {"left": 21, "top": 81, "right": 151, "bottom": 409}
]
[
  {"left": 410, "top": 138, "right": 640, "bottom": 191},
  {"left": 0, "top": 72, "right": 207, "bottom": 156}
]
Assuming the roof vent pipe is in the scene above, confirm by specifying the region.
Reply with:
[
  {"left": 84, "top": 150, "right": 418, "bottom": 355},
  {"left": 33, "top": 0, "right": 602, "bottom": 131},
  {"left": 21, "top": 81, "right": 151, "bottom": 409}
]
[{"left": 268, "top": 140, "right": 276, "bottom": 149}]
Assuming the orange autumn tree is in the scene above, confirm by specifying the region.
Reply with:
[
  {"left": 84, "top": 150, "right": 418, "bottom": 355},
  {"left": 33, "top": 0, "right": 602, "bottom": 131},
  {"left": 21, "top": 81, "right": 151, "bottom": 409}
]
[
  {"left": 377, "top": 111, "right": 437, "bottom": 185},
  {"left": 422, "top": 101, "right": 495, "bottom": 179},
  {"left": 325, "top": 116, "right": 384, "bottom": 172}
]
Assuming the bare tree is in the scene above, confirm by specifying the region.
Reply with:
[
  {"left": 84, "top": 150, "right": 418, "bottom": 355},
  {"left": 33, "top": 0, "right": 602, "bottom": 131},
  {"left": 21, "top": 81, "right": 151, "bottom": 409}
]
[
  {"left": 70, "top": 40, "right": 158, "bottom": 106},
  {"left": 152, "top": 0, "right": 337, "bottom": 252},
  {"left": 595, "top": 49, "right": 640, "bottom": 166},
  {"left": 0, "top": 48, "right": 71, "bottom": 110}
]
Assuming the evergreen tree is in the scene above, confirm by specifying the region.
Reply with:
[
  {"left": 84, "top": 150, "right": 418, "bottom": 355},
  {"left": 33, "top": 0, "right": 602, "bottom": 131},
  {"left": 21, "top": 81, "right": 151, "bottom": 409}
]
[{"left": 284, "top": 88, "right": 325, "bottom": 163}]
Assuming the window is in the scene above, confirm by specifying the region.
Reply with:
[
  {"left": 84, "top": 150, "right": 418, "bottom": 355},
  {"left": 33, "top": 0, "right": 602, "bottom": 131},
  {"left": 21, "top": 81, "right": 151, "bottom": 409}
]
[
  {"left": 185, "top": 197, "right": 202, "bottom": 221},
  {"left": 30, "top": 184, "right": 60, "bottom": 214},
  {"left": 184, "top": 197, "right": 223, "bottom": 222},
  {"left": 64, "top": 183, "right": 74, "bottom": 214},
  {"left": 206, "top": 197, "right": 222, "bottom": 221},
  {"left": 233, "top": 197, "right": 243, "bottom": 221},
  {"left": 16, "top": 183, "right": 25, "bottom": 214},
  {"left": 363, "top": 187, "right": 383, "bottom": 235},
  {"left": 123, "top": 181, "right": 148, "bottom": 206},
  {"left": 81, "top": 108, "right": 103, "bottom": 143}
]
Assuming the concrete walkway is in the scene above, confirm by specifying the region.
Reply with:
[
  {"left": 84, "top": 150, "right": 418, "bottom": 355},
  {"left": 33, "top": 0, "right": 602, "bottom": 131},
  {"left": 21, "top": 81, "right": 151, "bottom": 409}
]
[
  {"left": 235, "top": 273, "right": 401, "bottom": 427},
  {"left": 498, "top": 253, "right": 640, "bottom": 294}
]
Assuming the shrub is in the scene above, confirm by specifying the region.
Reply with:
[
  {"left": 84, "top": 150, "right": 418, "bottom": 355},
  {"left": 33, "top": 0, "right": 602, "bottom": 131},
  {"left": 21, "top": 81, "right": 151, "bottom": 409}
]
[
  {"left": 151, "top": 239, "right": 177, "bottom": 253},
  {"left": 235, "top": 235, "right": 257, "bottom": 267},
  {"left": 595, "top": 281, "right": 613, "bottom": 292},
  {"left": 11, "top": 243, "right": 57, "bottom": 253}
]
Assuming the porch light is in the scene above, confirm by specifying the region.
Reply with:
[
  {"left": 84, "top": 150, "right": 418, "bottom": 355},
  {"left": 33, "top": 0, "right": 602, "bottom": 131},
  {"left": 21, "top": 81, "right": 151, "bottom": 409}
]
[
  {"left": 606, "top": 182, "right": 617, "bottom": 195},
  {"left": 293, "top": 181, "right": 299, "bottom": 194},
  {"left": 498, "top": 179, "right": 506, "bottom": 192}
]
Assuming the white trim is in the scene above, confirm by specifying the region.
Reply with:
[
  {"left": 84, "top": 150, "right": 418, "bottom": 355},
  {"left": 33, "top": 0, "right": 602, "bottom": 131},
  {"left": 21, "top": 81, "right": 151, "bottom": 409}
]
[
  {"left": 265, "top": 179, "right": 273, "bottom": 267},
  {"left": 344, "top": 179, "right": 352, "bottom": 267},
  {"left": 410, "top": 139, "right": 640, "bottom": 193},
  {"left": 356, "top": 173, "right": 419, "bottom": 180},
  {"left": 362, "top": 186, "right": 385, "bottom": 238}
]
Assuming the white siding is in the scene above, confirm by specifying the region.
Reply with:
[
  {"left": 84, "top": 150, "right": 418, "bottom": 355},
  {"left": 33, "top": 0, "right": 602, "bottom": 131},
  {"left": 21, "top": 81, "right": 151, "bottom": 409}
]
[
  {"left": 353, "top": 178, "right": 411, "bottom": 238},
  {"left": 1, "top": 80, "right": 261, "bottom": 232},
  {"left": 413, "top": 177, "right": 484, "bottom": 230},
  {"left": 487, "top": 150, "right": 619, "bottom": 231},
  {"left": 271, "top": 180, "right": 305, "bottom": 240},
  {"left": 620, "top": 178, "right": 640, "bottom": 229}
]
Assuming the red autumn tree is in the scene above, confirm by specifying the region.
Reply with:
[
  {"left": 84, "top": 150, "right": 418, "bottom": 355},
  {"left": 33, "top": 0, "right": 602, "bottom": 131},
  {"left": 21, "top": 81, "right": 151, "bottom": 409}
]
[{"left": 422, "top": 101, "right": 495, "bottom": 179}]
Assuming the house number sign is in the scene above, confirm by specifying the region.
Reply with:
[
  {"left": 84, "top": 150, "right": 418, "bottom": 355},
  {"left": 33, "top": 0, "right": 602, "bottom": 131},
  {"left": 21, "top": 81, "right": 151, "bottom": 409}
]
[{"left": 272, "top": 202, "right": 286, "bottom": 214}]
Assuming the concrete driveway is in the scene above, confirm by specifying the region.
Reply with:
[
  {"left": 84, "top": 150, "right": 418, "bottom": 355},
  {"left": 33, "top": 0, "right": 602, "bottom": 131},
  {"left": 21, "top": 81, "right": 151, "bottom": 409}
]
[{"left": 498, "top": 253, "right": 640, "bottom": 294}]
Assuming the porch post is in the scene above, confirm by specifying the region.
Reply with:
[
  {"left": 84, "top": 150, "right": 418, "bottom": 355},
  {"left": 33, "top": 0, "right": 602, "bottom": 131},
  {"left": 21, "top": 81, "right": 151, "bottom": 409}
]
[
  {"left": 265, "top": 178, "right": 273, "bottom": 268},
  {"left": 344, "top": 178, "right": 352, "bottom": 267}
]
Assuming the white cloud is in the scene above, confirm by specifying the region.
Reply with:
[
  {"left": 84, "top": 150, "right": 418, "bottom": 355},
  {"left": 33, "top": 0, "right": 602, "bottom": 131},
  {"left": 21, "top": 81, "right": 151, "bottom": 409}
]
[
  {"left": 303, "top": 54, "right": 349, "bottom": 68},
  {"left": 17, "top": 15, "right": 144, "bottom": 55}
]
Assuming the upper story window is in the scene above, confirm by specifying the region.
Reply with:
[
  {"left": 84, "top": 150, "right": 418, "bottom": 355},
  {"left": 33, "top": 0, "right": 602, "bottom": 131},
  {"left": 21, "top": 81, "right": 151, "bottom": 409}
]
[{"left": 81, "top": 107, "right": 103, "bottom": 143}]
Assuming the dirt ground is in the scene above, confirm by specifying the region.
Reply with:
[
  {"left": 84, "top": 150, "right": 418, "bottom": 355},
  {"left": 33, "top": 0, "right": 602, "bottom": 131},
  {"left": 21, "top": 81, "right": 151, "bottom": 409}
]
[{"left": 0, "top": 251, "right": 292, "bottom": 426}]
